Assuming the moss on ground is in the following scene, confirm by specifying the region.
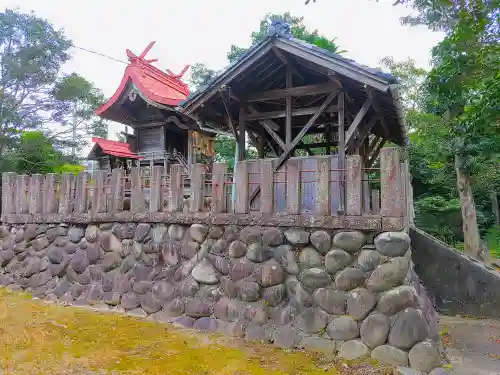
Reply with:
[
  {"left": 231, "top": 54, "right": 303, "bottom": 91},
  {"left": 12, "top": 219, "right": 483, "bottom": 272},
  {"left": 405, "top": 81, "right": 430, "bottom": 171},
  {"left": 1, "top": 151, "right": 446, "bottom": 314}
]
[{"left": 0, "top": 289, "right": 393, "bottom": 374}]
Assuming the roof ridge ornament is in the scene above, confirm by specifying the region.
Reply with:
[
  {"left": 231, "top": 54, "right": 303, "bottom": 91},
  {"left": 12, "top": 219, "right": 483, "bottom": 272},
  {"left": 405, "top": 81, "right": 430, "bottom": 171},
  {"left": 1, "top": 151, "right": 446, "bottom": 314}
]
[{"left": 267, "top": 20, "right": 292, "bottom": 39}]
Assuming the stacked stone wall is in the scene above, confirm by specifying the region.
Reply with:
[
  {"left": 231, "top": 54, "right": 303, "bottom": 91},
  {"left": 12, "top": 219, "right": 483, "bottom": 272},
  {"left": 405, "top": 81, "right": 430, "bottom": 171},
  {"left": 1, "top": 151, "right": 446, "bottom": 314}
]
[{"left": 0, "top": 223, "right": 445, "bottom": 374}]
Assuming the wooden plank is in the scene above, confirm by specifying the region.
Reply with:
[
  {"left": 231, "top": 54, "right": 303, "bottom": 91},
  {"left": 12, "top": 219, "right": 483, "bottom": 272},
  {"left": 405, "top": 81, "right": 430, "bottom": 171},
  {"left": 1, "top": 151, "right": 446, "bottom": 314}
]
[
  {"left": 371, "top": 189, "right": 380, "bottom": 215},
  {"left": 58, "top": 173, "right": 74, "bottom": 214},
  {"left": 93, "top": 171, "right": 107, "bottom": 214},
  {"left": 345, "top": 97, "right": 372, "bottom": 145},
  {"left": 238, "top": 106, "right": 246, "bottom": 161},
  {"left": 285, "top": 66, "right": 292, "bottom": 147},
  {"left": 150, "top": 166, "right": 163, "bottom": 213},
  {"left": 130, "top": 167, "right": 144, "bottom": 212},
  {"left": 15, "top": 175, "right": 29, "bottom": 214},
  {"left": 286, "top": 159, "right": 300, "bottom": 214},
  {"left": 74, "top": 172, "right": 88, "bottom": 214},
  {"left": 170, "top": 164, "right": 183, "bottom": 212},
  {"left": 245, "top": 105, "right": 338, "bottom": 121},
  {"left": 380, "top": 148, "right": 404, "bottom": 217},
  {"left": 43, "top": 174, "right": 57, "bottom": 214},
  {"left": 211, "top": 163, "right": 227, "bottom": 213},
  {"left": 249, "top": 89, "right": 338, "bottom": 205},
  {"left": 110, "top": 169, "right": 123, "bottom": 213},
  {"left": 29, "top": 174, "right": 43, "bottom": 214},
  {"left": 346, "top": 155, "right": 362, "bottom": 215},
  {"left": 234, "top": 161, "right": 249, "bottom": 213},
  {"left": 245, "top": 83, "right": 337, "bottom": 102},
  {"left": 190, "top": 163, "right": 205, "bottom": 212},
  {"left": 316, "top": 157, "right": 331, "bottom": 215},
  {"left": 338, "top": 91, "right": 346, "bottom": 213},
  {"left": 1, "top": 172, "right": 16, "bottom": 216},
  {"left": 260, "top": 159, "right": 274, "bottom": 214}
]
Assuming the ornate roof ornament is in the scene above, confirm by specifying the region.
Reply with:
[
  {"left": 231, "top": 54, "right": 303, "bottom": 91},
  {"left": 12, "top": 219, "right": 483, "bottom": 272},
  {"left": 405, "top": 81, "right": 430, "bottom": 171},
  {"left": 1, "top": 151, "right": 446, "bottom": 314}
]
[{"left": 267, "top": 20, "right": 292, "bottom": 39}]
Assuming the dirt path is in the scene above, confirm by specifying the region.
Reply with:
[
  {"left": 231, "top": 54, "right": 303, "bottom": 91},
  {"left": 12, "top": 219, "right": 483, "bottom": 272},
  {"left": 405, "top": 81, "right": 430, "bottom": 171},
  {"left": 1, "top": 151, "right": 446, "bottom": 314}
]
[{"left": 440, "top": 315, "right": 500, "bottom": 374}]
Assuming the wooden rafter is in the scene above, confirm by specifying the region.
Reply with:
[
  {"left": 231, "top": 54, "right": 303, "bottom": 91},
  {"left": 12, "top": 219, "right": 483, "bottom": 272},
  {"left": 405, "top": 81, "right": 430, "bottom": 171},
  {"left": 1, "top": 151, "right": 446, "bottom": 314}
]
[
  {"left": 219, "top": 89, "right": 238, "bottom": 137},
  {"left": 367, "top": 138, "right": 386, "bottom": 167},
  {"left": 272, "top": 47, "right": 304, "bottom": 81},
  {"left": 345, "top": 97, "right": 372, "bottom": 145},
  {"left": 245, "top": 83, "right": 337, "bottom": 102},
  {"left": 245, "top": 105, "right": 338, "bottom": 121},
  {"left": 351, "top": 116, "right": 378, "bottom": 152},
  {"left": 249, "top": 89, "right": 339, "bottom": 204}
]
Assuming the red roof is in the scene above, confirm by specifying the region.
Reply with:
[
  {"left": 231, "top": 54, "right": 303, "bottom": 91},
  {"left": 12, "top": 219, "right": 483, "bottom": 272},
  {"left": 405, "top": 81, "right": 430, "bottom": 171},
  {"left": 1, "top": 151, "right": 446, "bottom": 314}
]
[
  {"left": 89, "top": 137, "right": 142, "bottom": 159},
  {"left": 96, "top": 41, "right": 190, "bottom": 117}
]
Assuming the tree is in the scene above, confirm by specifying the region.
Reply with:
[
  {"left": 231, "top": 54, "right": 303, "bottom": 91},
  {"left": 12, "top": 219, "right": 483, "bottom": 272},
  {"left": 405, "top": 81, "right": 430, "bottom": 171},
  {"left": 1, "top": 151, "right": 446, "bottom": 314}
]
[
  {"left": 0, "top": 9, "right": 108, "bottom": 168},
  {"left": 189, "top": 63, "right": 217, "bottom": 90}
]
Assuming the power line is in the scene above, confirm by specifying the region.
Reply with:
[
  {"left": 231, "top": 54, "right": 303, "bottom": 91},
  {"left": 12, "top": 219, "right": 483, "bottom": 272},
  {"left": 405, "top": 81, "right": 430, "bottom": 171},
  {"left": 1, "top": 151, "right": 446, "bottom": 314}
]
[{"left": 70, "top": 45, "right": 128, "bottom": 65}]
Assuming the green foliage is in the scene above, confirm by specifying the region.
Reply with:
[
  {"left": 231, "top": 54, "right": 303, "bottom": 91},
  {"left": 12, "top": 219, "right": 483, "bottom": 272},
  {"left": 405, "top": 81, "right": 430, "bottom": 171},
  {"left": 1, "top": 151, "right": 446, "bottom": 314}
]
[
  {"left": 213, "top": 135, "right": 257, "bottom": 171},
  {"left": 227, "top": 12, "right": 343, "bottom": 63},
  {"left": 188, "top": 63, "right": 217, "bottom": 90},
  {"left": 485, "top": 226, "right": 500, "bottom": 258},
  {"left": 54, "top": 163, "right": 84, "bottom": 176}
]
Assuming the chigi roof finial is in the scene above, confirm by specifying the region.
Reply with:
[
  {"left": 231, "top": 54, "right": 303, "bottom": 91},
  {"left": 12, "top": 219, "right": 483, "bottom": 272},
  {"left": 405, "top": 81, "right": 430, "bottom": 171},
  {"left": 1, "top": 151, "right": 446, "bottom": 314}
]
[{"left": 267, "top": 19, "right": 292, "bottom": 39}]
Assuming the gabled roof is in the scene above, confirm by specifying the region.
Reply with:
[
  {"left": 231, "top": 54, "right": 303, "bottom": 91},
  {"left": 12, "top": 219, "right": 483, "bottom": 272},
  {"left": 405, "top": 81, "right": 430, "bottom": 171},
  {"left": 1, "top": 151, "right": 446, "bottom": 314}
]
[
  {"left": 87, "top": 138, "right": 142, "bottom": 160},
  {"left": 96, "top": 42, "right": 191, "bottom": 118}
]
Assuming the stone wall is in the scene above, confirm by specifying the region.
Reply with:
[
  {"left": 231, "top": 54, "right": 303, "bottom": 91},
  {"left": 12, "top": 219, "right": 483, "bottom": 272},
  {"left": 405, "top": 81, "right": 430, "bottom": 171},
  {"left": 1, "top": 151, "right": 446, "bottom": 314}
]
[
  {"left": 0, "top": 223, "right": 444, "bottom": 374},
  {"left": 410, "top": 227, "right": 500, "bottom": 320}
]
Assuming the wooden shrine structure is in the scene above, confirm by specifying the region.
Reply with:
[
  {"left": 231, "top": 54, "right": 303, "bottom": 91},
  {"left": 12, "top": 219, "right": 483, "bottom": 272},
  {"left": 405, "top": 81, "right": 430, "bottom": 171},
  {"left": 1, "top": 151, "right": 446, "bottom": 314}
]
[{"left": 94, "top": 42, "right": 218, "bottom": 174}]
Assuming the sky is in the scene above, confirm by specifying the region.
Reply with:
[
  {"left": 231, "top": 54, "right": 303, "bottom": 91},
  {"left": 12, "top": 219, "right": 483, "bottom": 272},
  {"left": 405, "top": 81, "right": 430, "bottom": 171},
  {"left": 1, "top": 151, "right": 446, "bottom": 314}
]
[{"left": 1, "top": 0, "right": 444, "bottom": 149}]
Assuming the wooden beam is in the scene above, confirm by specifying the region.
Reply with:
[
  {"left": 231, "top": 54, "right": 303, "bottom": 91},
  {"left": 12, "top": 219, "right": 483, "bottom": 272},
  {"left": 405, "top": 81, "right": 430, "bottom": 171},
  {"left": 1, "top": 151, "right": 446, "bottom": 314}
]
[
  {"left": 367, "top": 88, "right": 391, "bottom": 139},
  {"left": 345, "top": 97, "right": 372, "bottom": 145},
  {"left": 338, "top": 91, "right": 346, "bottom": 213},
  {"left": 245, "top": 83, "right": 337, "bottom": 102},
  {"left": 245, "top": 104, "right": 338, "bottom": 121},
  {"left": 367, "top": 138, "right": 386, "bottom": 167},
  {"left": 272, "top": 47, "right": 304, "bottom": 81},
  {"left": 219, "top": 89, "right": 238, "bottom": 137},
  {"left": 246, "top": 105, "right": 279, "bottom": 131},
  {"left": 238, "top": 106, "right": 246, "bottom": 161},
  {"left": 249, "top": 89, "right": 338, "bottom": 204},
  {"left": 286, "top": 65, "right": 292, "bottom": 147},
  {"left": 351, "top": 116, "right": 378, "bottom": 152}
]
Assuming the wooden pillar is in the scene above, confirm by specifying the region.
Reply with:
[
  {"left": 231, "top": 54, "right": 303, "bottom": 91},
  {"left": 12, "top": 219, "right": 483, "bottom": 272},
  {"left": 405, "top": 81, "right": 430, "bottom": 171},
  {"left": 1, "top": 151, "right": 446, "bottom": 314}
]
[
  {"left": 15, "top": 175, "right": 29, "bottom": 214},
  {"left": 211, "top": 162, "right": 227, "bottom": 213},
  {"left": 260, "top": 159, "right": 274, "bottom": 214},
  {"left": 43, "top": 174, "right": 57, "bottom": 214},
  {"left": 337, "top": 91, "right": 346, "bottom": 213},
  {"left": 285, "top": 66, "right": 292, "bottom": 147},
  {"left": 130, "top": 167, "right": 144, "bottom": 212},
  {"left": 190, "top": 163, "right": 205, "bottom": 212},
  {"left": 170, "top": 164, "right": 183, "bottom": 212},
  {"left": 187, "top": 130, "right": 193, "bottom": 175},
  {"left": 29, "top": 174, "right": 43, "bottom": 214},
  {"left": 346, "top": 154, "right": 362, "bottom": 215},
  {"left": 2, "top": 172, "right": 16, "bottom": 217},
  {"left": 111, "top": 168, "right": 124, "bottom": 213},
  {"left": 234, "top": 161, "right": 249, "bottom": 213},
  {"left": 258, "top": 133, "right": 265, "bottom": 159},
  {"left": 316, "top": 157, "right": 331, "bottom": 215},
  {"left": 150, "top": 166, "right": 162, "bottom": 213},
  {"left": 380, "top": 147, "right": 404, "bottom": 217},
  {"left": 238, "top": 106, "right": 246, "bottom": 162},
  {"left": 74, "top": 172, "right": 88, "bottom": 214},
  {"left": 286, "top": 159, "right": 300, "bottom": 214}
]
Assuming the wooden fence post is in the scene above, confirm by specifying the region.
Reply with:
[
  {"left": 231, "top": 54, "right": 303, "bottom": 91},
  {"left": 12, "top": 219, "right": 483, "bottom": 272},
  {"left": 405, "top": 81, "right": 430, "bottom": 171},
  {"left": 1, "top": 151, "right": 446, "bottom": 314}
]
[
  {"left": 150, "top": 166, "right": 163, "bottom": 213},
  {"left": 371, "top": 189, "right": 380, "bottom": 215},
  {"left": 43, "top": 174, "right": 57, "bottom": 213},
  {"left": 2, "top": 172, "right": 16, "bottom": 217},
  {"left": 169, "top": 164, "right": 183, "bottom": 212},
  {"left": 234, "top": 161, "right": 249, "bottom": 214},
  {"left": 29, "top": 174, "right": 43, "bottom": 214},
  {"left": 190, "top": 163, "right": 205, "bottom": 212},
  {"left": 111, "top": 168, "right": 124, "bottom": 213},
  {"left": 316, "top": 156, "right": 331, "bottom": 215},
  {"left": 260, "top": 159, "right": 274, "bottom": 214},
  {"left": 346, "top": 154, "right": 362, "bottom": 215},
  {"left": 211, "top": 163, "right": 227, "bottom": 213},
  {"left": 58, "top": 173, "right": 74, "bottom": 214},
  {"left": 16, "top": 175, "right": 29, "bottom": 214},
  {"left": 286, "top": 159, "right": 300, "bottom": 215},
  {"left": 74, "top": 172, "right": 87, "bottom": 214},
  {"left": 91, "top": 171, "right": 107, "bottom": 214},
  {"left": 130, "top": 167, "right": 144, "bottom": 212},
  {"left": 380, "top": 147, "right": 404, "bottom": 217}
]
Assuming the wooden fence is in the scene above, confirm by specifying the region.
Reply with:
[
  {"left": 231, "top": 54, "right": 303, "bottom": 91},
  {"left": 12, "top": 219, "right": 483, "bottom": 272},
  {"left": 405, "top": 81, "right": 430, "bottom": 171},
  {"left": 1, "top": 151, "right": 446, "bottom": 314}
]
[{"left": 1, "top": 148, "right": 406, "bottom": 222}]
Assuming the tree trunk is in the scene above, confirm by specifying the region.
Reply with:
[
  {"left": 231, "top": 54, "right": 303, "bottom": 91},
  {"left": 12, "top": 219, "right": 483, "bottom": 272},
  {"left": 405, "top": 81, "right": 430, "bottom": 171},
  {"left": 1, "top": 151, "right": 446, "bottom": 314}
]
[
  {"left": 491, "top": 192, "right": 500, "bottom": 225},
  {"left": 455, "top": 154, "right": 482, "bottom": 259}
]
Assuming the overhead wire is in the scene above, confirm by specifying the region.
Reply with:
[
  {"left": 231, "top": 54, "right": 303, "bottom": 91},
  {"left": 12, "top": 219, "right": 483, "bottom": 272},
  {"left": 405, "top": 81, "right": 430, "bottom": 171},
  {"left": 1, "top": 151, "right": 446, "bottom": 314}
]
[{"left": 70, "top": 45, "right": 128, "bottom": 65}]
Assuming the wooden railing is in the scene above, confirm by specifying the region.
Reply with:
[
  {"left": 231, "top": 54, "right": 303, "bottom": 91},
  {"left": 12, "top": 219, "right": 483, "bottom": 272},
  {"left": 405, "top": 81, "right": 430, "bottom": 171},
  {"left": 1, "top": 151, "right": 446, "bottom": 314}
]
[{"left": 1, "top": 148, "right": 407, "bottom": 226}]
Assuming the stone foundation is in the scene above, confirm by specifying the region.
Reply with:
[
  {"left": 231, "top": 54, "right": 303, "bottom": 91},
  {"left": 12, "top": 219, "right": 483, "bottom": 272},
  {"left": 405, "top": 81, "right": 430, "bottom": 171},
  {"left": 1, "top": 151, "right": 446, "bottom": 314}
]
[{"left": 0, "top": 223, "right": 445, "bottom": 374}]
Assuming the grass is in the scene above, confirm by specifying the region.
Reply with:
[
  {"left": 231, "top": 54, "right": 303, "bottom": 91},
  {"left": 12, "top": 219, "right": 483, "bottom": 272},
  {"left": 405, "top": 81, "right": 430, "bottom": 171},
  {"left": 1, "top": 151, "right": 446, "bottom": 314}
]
[{"left": 0, "top": 288, "right": 392, "bottom": 375}]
